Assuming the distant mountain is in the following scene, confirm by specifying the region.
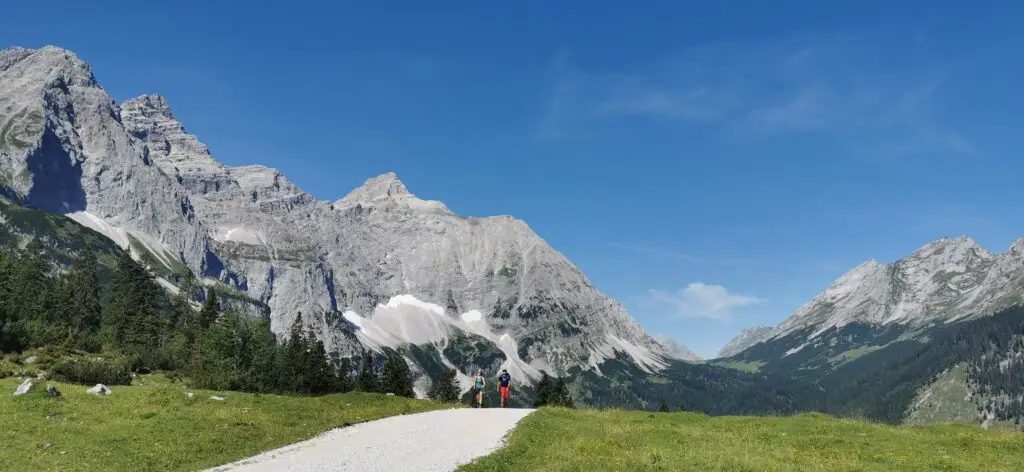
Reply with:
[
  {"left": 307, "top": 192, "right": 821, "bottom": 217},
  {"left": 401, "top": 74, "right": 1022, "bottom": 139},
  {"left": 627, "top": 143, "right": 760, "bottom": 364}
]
[
  {"left": 717, "top": 325, "right": 773, "bottom": 358},
  {"left": 768, "top": 236, "right": 1022, "bottom": 345},
  {"left": 722, "top": 236, "right": 1024, "bottom": 427},
  {"left": 652, "top": 334, "right": 702, "bottom": 362},
  {"left": 0, "top": 45, "right": 699, "bottom": 397}
]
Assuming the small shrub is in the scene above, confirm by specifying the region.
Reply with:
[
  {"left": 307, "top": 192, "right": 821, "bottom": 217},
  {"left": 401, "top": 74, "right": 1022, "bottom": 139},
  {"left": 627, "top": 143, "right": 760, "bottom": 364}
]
[
  {"left": 49, "top": 358, "right": 133, "bottom": 386},
  {"left": 0, "top": 370, "right": 12, "bottom": 379}
]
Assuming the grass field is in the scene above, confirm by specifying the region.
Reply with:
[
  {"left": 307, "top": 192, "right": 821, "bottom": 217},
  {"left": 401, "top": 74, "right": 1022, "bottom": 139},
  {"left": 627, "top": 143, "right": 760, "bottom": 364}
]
[
  {"left": 460, "top": 408, "right": 1024, "bottom": 472},
  {"left": 0, "top": 374, "right": 453, "bottom": 471}
]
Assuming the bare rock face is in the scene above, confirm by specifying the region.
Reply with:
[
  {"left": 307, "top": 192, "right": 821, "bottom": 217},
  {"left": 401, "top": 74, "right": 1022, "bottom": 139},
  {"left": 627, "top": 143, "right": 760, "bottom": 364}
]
[
  {"left": 0, "top": 46, "right": 687, "bottom": 386},
  {"left": 717, "top": 326, "right": 774, "bottom": 358},
  {"left": 764, "top": 236, "right": 1024, "bottom": 347}
]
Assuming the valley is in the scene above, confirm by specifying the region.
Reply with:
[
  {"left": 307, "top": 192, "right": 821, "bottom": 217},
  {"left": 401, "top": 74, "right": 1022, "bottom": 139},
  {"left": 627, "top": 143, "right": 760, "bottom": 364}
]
[{"left": 2, "top": 43, "right": 1024, "bottom": 436}]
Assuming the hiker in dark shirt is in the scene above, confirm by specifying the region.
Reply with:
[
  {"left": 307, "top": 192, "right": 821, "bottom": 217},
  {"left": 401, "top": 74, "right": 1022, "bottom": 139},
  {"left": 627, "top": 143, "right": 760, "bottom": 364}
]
[{"left": 497, "top": 369, "right": 512, "bottom": 408}]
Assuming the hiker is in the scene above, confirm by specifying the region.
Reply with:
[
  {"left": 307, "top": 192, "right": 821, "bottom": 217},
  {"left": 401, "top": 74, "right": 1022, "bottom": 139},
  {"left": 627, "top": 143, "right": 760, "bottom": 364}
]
[
  {"left": 474, "top": 369, "right": 486, "bottom": 408},
  {"left": 497, "top": 368, "right": 512, "bottom": 408}
]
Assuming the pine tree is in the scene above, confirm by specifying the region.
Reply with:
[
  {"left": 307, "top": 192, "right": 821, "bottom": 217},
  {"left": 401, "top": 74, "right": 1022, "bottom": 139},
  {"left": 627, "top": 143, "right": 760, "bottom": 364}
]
[
  {"left": 356, "top": 352, "right": 377, "bottom": 392},
  {"left": 336, "top": 358, "right": 353, "bottom": 393},
  {"left": 198, "top": 288, "right": 221, "bottom": 329},
  {"left": 103, "top": 251, "right": 164, "bottom": 355},
  {"left": 69, "top": 242, "right": 102, "bottom": 342},
  {"left": 279, "top": 313, "right": 307, "bottom": 392},
  {"left": 658, "top": 399, "right": 670, "bottom": 412},
  {"left": 379, "top": 350, "right": 414, "bottom": 397},
  {"left": 0, "top": 250, "right": 17, "bottom": 351},
  {"left": 428, "top": 368, "right": 461, "bottom": 403},
  {"left": 304, "top": 324, "right": 333, "bottom": 394},
  {"left": 533, "top": 371, "right": 553, "bottom": 407},
  {"left": 550, "top": 377, "right": 575, "bottom": 408},
  {"left": 11, "top": 237, "right": 58, "bottom": 346}
]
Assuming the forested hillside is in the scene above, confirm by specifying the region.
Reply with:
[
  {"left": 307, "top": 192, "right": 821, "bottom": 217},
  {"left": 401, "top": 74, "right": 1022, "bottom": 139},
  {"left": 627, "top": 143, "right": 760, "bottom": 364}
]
[{"left": 0, "top": 201, "right": 420, "bottom": 399}]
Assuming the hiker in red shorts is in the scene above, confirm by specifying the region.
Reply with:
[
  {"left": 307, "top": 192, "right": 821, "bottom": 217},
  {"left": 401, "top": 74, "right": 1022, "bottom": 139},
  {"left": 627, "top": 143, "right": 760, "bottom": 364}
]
[{"left": 497, "top": 369, "right": 512, "bottom": 408}]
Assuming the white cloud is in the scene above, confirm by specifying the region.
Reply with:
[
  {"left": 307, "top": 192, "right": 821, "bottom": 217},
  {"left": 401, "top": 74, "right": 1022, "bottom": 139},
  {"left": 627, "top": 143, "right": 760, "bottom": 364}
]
[
  {"left": 606, "top": 242, "right": 764, "bottom": 266},
  {"left": 646, "top": 283, "right": 764, "bottom": 320},
  {"left": 538, "top": 33, "right": 970, "bottom": 156}
]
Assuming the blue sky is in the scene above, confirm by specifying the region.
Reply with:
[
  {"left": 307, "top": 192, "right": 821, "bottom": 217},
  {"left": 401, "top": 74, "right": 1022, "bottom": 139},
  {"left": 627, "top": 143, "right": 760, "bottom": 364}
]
[{"left": 4, "top": 1, "right": 1024, "bottom": 358}]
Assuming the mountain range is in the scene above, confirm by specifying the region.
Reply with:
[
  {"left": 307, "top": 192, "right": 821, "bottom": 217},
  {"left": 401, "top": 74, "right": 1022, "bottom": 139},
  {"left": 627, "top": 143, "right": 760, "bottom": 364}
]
[
  {"left": 0, "top": 45, "right": 697, "bottom": 397},
  {"left": 3, "top": 45, "right": 1023, "bottom": 425},
  {"left": 721, "top": 236, "right": 1024, "bottom": 360}
]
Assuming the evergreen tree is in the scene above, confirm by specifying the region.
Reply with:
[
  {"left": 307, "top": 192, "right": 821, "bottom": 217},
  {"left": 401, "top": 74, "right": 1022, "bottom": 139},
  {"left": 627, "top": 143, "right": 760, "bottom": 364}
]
[
  {"left": 282, "top": 313, "right": 308, "bottom": 389},
  {"left": 550, "top": 377, "right": 575, "bottom": 408},
  {"left": 103, "top": 251, "right": 164, "bottom": 356},
  {"left": 198, "top": 288, "right": 221, "bottom": 329},
  {"left": 658, "top": 399, "right": 670, "bottom": 413},
  {"left": 379, "top": 349, "right": 414, "bottom": 397},
  {"left": 10, "top": 237, "right": 58, "bottom": 346},
  {"left": 679, "top": 402, "right": 686, "bottom": 412},
  {"left": 533, "top": 371, "right": 554, "bottom": 407},
  {"left": 335, "top": 358, "right": 353, "bottom": 393},
  {"left": 304, "top": 324, "right": 333, "bottom": 394},
  {"left": 428, "top": 368, "right": 462, "bottom": 403},
  {"left": 0, "top": 250, "right": 14, "bottom": 351},
  {"left": 69, "top": 242, "right": 102, "bottom": 343},
  {"left": 356, "top": 352, "right": 378, "bottom": 392}
]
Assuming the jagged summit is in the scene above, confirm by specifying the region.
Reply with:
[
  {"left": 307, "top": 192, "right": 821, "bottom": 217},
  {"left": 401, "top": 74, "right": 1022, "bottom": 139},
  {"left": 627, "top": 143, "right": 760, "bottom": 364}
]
[
  {"left": 0, "top": 45, "right": 95, "bottom": 87},
  {"left": 342, "top": 172, "right": 411, "bottom": 201},
  {"left": 123, "top": 94, "right": 174, "bottom": 118},
  {"left": 910, "top": 235, "right": 990, "bottom": 259},
  {"left": 768, "top": 233, "right": 1024, "bottom": 344},
  {"left": 335, "top": 172, "right": 451, "bottom": 213}
]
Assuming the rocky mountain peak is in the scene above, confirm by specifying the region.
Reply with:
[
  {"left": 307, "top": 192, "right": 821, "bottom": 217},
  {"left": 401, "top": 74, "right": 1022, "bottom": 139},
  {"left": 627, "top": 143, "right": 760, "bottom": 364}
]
[
  {"left": 909, "top": 236, "right": 990, "bottom": 261},
  {"left": 718, "top": 325, "right": 775, "bottom": 358},
  {"left": 122, "top": 94, "right": 174, "bottom": 120},
  {"left": 1, "top": 46, "right": 95, "bottom": 88},
  {"left": 335, "top": 172, "right": 452, "bottom": 213},
  {"left": 120, "top": 94, "right": 220, "bottom": 183},
  {"left": 345, "top": 172, "right": 411, "bottom": 200}
]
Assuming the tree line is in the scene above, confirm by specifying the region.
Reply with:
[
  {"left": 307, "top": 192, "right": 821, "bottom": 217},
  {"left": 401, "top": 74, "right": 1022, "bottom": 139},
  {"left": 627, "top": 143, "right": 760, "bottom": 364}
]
[{"left": 0, "top": 237, "right": 418, "bottom": 398}]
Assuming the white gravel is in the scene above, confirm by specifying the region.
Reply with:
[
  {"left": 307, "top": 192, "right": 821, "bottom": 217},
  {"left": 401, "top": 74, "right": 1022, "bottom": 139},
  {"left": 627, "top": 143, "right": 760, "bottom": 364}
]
[{"left": 205, "top": 408, "right": 535, "bottom": 472}]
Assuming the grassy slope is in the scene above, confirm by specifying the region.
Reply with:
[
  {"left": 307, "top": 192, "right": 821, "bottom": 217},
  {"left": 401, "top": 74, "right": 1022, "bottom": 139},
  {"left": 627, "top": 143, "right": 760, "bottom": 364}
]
[
  {"left": 0, "top": 375, "right": 454, "bottom": 471},
  {"left": 905, "top": 364, "right": 978, "bottom": 425},
  {"left": 461, "top": 408, "right": 1024, "bottom": 472}
]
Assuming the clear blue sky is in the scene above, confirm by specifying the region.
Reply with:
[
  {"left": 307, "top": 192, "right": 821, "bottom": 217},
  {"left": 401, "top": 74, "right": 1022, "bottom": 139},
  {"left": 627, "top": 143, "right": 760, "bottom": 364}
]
[{"left": 5, "top": 1, "right": 1024, "bottom": 358}]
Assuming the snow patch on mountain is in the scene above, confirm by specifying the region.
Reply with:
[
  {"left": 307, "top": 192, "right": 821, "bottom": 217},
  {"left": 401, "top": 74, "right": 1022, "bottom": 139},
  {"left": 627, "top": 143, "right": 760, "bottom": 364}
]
[
  {"left": 343, "top": 294, "right": 542, "bottom": 383},
  {"left": 66, "top": 212, "right": 130, "bottom": 249},
  {"left": 214, "top": 227, "right": 266, "bottom": 246},
  {"left": 461, "top": 310, "right": 483, "bottom": 323}
]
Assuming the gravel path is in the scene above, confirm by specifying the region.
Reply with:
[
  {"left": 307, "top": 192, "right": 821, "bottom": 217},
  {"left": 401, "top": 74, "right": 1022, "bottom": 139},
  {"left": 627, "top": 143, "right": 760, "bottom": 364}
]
[{"left": 205, "top": 408, "right": 535, "bottom": 472}]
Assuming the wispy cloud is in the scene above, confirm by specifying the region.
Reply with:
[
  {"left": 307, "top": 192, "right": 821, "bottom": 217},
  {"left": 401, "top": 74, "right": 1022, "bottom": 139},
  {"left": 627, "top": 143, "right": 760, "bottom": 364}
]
[
  {"left": 538, "top": 33, "right": 969, "bottom": 156},
  {"left": 644, "top": 282, "right": 765, "bottom": 320},
  {"left": 606, "top": 242, "right": 701, "bottom": 261},
  {"left": 606, "top": 242, "right": 762, "bottom": 266}
]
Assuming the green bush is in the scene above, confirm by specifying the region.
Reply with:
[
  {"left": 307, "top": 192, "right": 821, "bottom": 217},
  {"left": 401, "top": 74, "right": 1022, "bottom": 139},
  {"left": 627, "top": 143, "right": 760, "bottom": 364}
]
[
  {"left": 49, "top": 357, "right": 133, "bottom": 385},
  {"left": 0, "top": 369, "right": 12, "bottom": 379}
]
